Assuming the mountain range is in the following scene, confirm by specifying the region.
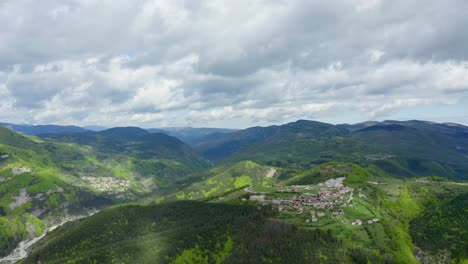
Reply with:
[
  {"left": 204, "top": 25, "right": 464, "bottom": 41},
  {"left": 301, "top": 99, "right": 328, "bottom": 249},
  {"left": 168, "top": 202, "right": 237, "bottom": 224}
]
[
  {"left": 0, "top": 119, "right": 467, "bottom": 263},
  {"left": 0, "top": 122, "right": 236, "bottom": 147}
]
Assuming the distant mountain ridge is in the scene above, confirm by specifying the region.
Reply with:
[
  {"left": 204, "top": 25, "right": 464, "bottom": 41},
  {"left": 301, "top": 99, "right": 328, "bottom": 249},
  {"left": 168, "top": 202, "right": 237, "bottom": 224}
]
[
  {"left": 38, "top": 127, "right": 210, "bottom": 174},
  {"left": 2, "top": 119, "right": 468, "bottom": 180},
  {"left": 194, "top": 120, "right": 347, "bottom": 161},
  {"left": 0, "top": 122, "right": 88, "bottom": 135},
  {"left": 0, "top": 122, "right": 236, "bottom": 145},
  {"left": 193, "top": 119, "right": 468, "bottom": 180},
  {"left": 146, "top": 127, "right": 237, "bottom": 145}
]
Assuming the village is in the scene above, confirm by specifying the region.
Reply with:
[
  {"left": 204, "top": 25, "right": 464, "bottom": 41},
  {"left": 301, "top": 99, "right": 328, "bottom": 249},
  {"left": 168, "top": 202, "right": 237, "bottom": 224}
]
[{"left": 246, "top": 177, "right": 379, "bottom": 227}]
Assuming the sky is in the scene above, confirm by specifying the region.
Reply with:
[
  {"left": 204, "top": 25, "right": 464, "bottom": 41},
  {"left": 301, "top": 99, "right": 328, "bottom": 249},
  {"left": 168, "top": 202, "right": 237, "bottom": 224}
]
[{"left": 0, "top": 0, "right": 467, "bottom": 129}]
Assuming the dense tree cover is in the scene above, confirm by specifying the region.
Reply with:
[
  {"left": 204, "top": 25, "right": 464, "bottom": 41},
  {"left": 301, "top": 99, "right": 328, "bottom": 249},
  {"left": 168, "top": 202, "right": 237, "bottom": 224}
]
[
  {"left": 25, "top": 201, "right": 392, "bottom": 264},
  {"left": 194, "top": 120, "right": 468, "bottom": 180},
  {"left": 40, "top": 128, "right": 209, "bottom": 174},
  {"left": 410, "top": 193, "right": 468, "bottom": 262},
  {"left": 343, "top": 164, "right": 370, "bottom": 187}
]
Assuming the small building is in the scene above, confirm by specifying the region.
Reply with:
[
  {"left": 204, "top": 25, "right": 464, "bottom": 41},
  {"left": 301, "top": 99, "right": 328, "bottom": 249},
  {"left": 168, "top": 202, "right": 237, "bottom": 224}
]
[
  {"left": 272, "top": 199, "right": 282, "bottom": 206},
  {"left": 311, "top": 217, "right": 318, "bottom": 222},
  {"left": 368, "top": 220, "right": 373, "bottom": 224},
  {"left": 249, "top": 195, "right": 266, "bottom": 202},
  {"left": 317, "top": 212, "right": 326, "bottom": 218},
  {"left": 352, "top": 219, "right": 362, "bottom": 226}
]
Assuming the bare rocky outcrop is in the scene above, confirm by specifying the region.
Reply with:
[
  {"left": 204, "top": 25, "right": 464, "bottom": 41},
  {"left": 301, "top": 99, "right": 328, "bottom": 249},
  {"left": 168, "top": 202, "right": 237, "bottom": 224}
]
[
  {"left": 323, "top": 177, "right": 345, "bottom": 188},
  {"left": 30, "top": 208, "right": 46, "bottom": 217},
  {"left": 0, "top": 211, "right": 99, "bottom": 264},
  {"left": 9, "top": 188, "right": 31, "bottom": 210},
  {"left": 11, "top": 167, "right": 31, "bottom": 176},
  {"left": 265, "top": 168, "right": 276, "bottom": 178},
  {"left": 414, "top": 247, "right": 452, "bottom": 264}
]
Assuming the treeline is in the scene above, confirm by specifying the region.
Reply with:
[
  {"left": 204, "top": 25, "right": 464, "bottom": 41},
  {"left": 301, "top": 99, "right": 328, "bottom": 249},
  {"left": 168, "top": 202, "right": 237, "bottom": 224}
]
[{"left": 410, "top": 193, "right": 468, "bottom": 262}]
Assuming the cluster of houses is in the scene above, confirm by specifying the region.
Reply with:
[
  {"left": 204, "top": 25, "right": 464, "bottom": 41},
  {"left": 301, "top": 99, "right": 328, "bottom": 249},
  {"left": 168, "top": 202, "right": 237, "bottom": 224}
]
[
  {"left": 267, "top": 185, "right": 354, "bottom": 211},
  {"left": 248, "top": 183, "right": 380, "bottom": 227},
  {"left": 81, "top": 176, "right": 131, "bottom": 196},
  {"left": 305, "top": 208, "right": 344, "bottom": 222}
]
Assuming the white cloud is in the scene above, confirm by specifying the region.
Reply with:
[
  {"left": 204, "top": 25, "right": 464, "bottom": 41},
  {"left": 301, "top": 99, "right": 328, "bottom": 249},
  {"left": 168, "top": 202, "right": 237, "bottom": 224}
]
[{"left": 0, "top": 0, "right": 467, "bottom": 127}]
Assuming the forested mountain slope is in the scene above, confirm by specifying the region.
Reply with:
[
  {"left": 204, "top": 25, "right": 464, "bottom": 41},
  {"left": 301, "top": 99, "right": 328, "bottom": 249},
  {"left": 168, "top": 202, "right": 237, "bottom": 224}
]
[
  {"left": 24, "top": 201, "right": 388, "bottom": 264},
  {"left": 0, "top": 126, "right": 210, "bottom": 258},
  {"left": 194, "top": 120, "right": 468, "bottom": 180},
  {"left": 39, "top": 127, "right": 210, "bottom": 180}
]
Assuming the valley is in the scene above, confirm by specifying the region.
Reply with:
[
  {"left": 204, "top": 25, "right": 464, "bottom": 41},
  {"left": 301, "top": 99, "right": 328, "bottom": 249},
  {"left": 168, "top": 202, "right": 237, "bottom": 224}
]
[
  {"left": 0, "top": 120, "right": 466, "bottom": 263},
  {"left": 0, "top": 210, "right": 98, "bottom": 264}
]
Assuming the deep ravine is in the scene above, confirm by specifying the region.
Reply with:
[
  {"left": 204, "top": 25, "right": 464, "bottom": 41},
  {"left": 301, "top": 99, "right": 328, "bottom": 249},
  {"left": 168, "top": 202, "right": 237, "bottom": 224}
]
[{"left": 0, "top": 211, "right": 99, "bottom": 264}]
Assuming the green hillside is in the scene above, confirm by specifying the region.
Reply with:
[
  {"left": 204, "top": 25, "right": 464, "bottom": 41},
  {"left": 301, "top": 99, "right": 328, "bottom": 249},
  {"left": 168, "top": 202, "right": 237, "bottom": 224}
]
[
  {"left": 195, "top": 120, "right": 468, "bottom": 181},
  {"left": 0, "top": 127, "right": 111, "bottom": 256},
  {"left": 0, "top": 126, "right": 210, "bottom": 257},
  {"left": 24, "top": 177, "right": 468, "bottom": 264},
  {"left": 194, "top": 120, "right": 349, "bottom": 162},
  {"left": 410, "top": 193, "right": 468, "bottom": 262},
  {"left": 25, "top": 201, "right": 385, "bottom": 264},
  {"left": 155, "top": 161, "right": 277, "bottom": 202},
  {"left": 40, "top": 127, "right": 210, "bottom": 180},
  {"left": 283, "top": 162, "right": 369, "bottom": 187}
]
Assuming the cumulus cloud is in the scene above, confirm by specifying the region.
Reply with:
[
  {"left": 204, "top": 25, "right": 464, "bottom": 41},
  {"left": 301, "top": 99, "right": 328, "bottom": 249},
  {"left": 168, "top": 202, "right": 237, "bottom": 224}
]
[{"left": 0, "top": 0, "right": 467, "bottom": 128}]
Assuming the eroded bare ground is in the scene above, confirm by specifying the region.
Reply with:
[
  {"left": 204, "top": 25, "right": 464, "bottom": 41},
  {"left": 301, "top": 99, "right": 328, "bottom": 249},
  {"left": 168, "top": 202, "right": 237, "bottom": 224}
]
[
  {"left": 8, "top": 188, "right": 31, "bottom": 210},
  {"left": 266, "top": 168, "right": 276, "bottom": 178},
  {"left": 0, "top": 211, "right": 99, "bottom": 264}
]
